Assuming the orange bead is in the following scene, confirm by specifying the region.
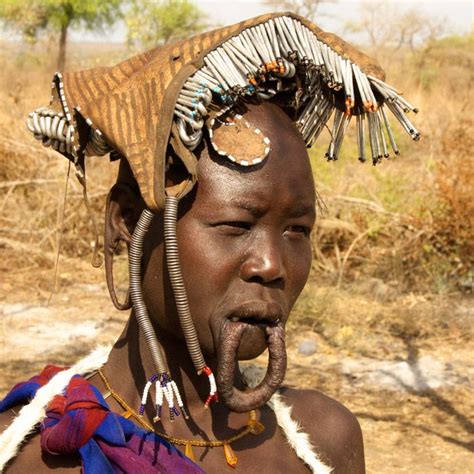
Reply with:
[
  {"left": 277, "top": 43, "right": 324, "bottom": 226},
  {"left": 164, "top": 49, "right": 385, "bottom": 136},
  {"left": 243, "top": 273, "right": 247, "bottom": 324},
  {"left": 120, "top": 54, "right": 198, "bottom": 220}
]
[
  {"left": 223, "top": 443, "right": 238, "bottom": 468},
  {"left": 248, "top": 419, "right": 265, "bottom": 435},
  {"left": 185, "top": 442, "right": 196, "bottom": 462}
]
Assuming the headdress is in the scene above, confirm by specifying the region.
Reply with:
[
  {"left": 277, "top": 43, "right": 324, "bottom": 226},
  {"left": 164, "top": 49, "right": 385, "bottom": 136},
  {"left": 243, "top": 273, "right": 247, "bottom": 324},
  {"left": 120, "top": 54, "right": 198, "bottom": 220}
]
[{"left": 26, "top": 12, "right": 420, "bottom": 419}]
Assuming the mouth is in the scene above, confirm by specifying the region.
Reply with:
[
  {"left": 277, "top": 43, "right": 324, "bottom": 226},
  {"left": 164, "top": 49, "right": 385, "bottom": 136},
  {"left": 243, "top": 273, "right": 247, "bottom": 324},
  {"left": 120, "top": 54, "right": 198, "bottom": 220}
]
[
  {"left": 215, "top": 301, "right": 287, "bottom": 412},
  {"left": 228, "top": 315, "right": 280, "bottom": 327},
  {"left": 227, "top": 300, "right": 282, "bottom": 326}
]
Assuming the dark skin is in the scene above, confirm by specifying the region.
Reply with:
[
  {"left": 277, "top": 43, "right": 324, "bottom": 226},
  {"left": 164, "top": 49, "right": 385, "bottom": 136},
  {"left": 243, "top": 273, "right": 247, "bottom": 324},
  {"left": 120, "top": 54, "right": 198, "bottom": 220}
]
[{"left": 1, "top": 103, "right": 365, "bottom": 473}]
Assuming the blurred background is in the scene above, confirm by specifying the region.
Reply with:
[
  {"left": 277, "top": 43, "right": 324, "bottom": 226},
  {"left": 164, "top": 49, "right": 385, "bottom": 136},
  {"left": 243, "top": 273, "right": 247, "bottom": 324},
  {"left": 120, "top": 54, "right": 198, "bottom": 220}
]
[{"left": 0, "top": 0, "right": 472, "bottom": 472}]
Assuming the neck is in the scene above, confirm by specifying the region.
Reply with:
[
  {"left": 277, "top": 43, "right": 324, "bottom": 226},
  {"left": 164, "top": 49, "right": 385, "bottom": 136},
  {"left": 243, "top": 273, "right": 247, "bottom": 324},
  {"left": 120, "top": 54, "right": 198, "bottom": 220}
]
[{"left": 102, "top": 313, "right": 247, "bottom": 435}]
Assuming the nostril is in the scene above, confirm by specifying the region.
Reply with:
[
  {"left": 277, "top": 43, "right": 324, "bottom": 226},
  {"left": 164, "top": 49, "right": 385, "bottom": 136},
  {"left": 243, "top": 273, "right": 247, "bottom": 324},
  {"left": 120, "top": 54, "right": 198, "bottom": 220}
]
[
  {"left": 247, "top": 275, "right": 284, "bottom": 289},
  {"left": 247, "top": 275, "right": 265, "bottom": 285}
]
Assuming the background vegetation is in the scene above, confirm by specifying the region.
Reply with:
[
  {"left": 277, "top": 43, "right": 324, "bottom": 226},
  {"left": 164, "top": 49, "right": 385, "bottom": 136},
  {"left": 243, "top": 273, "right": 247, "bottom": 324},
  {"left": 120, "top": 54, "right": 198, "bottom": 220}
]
[{"left": 1, "top": 5, "right": 471, "bottom": 292}]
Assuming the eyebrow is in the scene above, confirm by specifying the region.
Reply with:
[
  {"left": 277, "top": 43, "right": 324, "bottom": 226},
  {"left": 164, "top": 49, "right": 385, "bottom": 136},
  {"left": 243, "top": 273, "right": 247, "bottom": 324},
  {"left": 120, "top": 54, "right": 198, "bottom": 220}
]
[
  {"left": 230, "top": 200, "right": 315, "bottom": 219},
  {"left": 233, "top": 200, "right": 266, "bottom": 217},
  {"left": 287, "top": 204, "right": 316, "bottom": 218}
]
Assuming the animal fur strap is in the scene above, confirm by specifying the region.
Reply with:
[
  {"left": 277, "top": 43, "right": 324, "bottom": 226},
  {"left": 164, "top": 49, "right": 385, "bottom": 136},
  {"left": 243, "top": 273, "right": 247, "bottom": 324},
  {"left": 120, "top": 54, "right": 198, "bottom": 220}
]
[{"left": 241, "top": 364, "right": 333, "bottom": 474}]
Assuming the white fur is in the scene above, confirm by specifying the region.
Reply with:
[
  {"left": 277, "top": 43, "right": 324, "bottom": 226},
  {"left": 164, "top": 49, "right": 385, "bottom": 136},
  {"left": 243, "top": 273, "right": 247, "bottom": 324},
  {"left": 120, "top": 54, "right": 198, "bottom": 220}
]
[
  {"left": 1, "top": 350, "right": 331, "bottom": 473},
  {"left": 241, "top": 364, "right": 333, "bottom": 474},
  {"left": 0, "top": 345, "right": 110, "bottom": 472},
  {"left": 268, "top": 391, "right": 333, "bottom": 474}
]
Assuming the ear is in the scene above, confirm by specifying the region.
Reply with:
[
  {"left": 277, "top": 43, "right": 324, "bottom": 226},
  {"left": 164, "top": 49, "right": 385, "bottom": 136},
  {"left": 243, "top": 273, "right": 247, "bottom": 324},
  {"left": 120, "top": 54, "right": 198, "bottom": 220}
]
[
  {"left": 105, "top": 182, "right": 143, "bottom": 246},
  {"left": 104, "top": 183, "right": 143, "bottom": 310}
]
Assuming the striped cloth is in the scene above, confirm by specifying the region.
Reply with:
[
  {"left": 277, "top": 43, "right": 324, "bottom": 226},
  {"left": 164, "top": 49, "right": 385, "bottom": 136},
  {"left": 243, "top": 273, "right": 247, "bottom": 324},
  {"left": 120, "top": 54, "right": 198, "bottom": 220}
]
[{"left": 0, "top": 366, "right": 204, "bottom": 473}]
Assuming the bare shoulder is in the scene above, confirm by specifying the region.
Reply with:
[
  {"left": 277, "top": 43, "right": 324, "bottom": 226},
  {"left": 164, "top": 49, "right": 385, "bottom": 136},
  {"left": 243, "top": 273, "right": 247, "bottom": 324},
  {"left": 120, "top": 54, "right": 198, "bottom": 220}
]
[
  {"left": 0, "top": 407, "right": 80, "bottom": 473},
  {"left": 0, "top": 407, "right": 16, "bottom": 436},
  {"left": 278, "top": 387, "right": 365, "bottom": 474}
]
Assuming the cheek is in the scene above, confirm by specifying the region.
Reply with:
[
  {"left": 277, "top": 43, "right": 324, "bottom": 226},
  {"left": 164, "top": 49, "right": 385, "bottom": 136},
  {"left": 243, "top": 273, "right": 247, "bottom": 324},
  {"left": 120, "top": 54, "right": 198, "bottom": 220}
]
[
  {"left": 178, "top": 223, "right": 240, "bottom": 296},
  {"left": 141, "top": 235, "right": 183, "bottom": 336},
  {"left": 176, "top": 219, "right": 242, "bottom": 352},
  {"left": 285, "top": 240, "right": 312, "bottom": 307}
]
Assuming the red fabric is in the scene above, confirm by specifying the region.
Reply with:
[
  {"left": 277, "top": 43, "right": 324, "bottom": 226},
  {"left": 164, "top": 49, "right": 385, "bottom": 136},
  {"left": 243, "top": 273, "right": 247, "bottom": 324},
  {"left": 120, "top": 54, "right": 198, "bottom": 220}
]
[
  {"left": 1, "top": 366, "right": 204, "bottom": 473},
  {"left": 41, "top": 376, "right": 108, "bottom": 454}
]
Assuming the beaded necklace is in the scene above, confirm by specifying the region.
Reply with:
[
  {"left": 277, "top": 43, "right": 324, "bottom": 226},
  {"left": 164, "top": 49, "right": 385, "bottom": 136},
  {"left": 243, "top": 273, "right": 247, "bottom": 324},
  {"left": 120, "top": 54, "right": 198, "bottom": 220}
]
[{"left": 97, "top": 369, "right": 265, "bottom": 468}]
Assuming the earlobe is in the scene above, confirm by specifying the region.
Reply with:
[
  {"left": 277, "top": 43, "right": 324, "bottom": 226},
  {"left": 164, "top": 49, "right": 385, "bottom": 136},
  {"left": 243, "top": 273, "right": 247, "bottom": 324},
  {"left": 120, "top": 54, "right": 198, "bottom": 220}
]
[{"left": 104, "top": 183, "right": 143, "bottom": 310}]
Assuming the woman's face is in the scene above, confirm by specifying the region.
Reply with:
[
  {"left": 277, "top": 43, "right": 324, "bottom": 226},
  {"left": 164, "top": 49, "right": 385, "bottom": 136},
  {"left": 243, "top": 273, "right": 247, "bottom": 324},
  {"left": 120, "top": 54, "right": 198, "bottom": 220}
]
[{"left": 142, "top": 103, "right": 316, "bottom": 361}]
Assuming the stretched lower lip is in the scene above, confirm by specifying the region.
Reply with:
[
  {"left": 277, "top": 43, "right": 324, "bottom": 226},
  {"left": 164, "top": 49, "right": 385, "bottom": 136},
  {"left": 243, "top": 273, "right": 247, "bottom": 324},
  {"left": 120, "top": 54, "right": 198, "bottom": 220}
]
[
  {"left": 216, "top": 318, "right": 287, "bottom": 412},
  {"left": 225, "top": 320, "right": 267, "bottom": 341}
]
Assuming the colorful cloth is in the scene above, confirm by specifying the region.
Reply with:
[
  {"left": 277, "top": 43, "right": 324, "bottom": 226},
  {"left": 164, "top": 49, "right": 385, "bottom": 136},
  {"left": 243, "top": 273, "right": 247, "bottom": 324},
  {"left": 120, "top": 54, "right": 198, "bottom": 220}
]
[{"left": 0, "top": 366, "right": 204, "bottom": 473}]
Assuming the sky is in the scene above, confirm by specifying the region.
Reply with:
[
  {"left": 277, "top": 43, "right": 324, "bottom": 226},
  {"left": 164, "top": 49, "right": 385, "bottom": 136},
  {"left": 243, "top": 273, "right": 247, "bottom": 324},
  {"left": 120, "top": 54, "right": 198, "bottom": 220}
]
[
  {"left": 195, "top": 0, "right": 472, "bottom": 34},
  {"left": 83, "top": 0, "right": 472, "bottom": 43},
  {"left": 2, "top": 0, "right": 472, "bottom": 43}
]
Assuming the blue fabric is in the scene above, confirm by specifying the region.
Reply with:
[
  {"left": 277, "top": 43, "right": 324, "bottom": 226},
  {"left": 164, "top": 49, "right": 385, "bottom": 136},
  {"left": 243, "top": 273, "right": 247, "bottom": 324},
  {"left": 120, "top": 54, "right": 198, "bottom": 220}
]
[
  {"left": 0, "top": 366, "right": 205, "bottom": 473},
  {"left": 0, "top": 381, "right": 40, "bottom": 411}
]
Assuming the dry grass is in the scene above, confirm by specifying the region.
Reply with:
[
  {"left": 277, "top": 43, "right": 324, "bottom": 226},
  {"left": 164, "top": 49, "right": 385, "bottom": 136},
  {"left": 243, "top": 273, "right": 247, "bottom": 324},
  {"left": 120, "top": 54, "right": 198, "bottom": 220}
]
[
  {"left": 0, "top": 41, "right": 126, "bottom": 271},
  {"left": 0, "top": 34, "right": 472, "bottom": 335},
  {"left": 307, "top": 33, "right": 474, "bottom": 294}
]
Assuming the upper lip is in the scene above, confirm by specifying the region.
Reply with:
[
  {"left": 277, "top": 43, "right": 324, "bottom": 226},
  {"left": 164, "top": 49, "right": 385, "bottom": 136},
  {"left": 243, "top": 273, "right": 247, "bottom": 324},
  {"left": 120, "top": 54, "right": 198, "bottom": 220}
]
[{"left": 226, "top": 300, "right": 283, "bottom": 325}]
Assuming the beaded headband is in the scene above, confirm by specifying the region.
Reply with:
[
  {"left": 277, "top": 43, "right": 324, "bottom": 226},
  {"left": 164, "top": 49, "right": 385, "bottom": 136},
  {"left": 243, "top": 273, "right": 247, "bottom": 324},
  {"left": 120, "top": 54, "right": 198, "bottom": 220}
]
[
  {"left": 25, "top": 12, "right": 419, "bottom": 421},
  {"left": 173, "top": 15, "right": 419, "bottom": 164}
]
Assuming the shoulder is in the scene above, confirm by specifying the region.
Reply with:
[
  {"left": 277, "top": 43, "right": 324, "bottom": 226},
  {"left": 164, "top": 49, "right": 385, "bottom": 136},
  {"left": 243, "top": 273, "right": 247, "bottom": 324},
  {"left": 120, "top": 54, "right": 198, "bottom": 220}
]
[
  {"left": 277, "top": 387, "right": 365, "bottom": 474},
  {"left": 0, "top": 407, "right": 27, "bottom": 472},
  {"left": 0, "top": 406, "right": 80, "bottom": 473}
]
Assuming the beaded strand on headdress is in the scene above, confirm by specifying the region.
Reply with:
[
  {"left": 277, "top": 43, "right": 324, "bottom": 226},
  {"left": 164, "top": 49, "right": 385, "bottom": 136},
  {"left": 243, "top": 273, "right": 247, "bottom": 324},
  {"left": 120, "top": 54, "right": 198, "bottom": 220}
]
[{"left": 172, "top": 15, "right": 419, "bottom": 166}]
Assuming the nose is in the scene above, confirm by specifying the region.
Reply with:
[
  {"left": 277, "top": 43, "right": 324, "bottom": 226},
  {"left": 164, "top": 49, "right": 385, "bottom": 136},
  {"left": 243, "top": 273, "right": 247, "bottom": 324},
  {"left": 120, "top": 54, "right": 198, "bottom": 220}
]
[{"left": 240, "top": 233, "right": 285, "bottom": 286}]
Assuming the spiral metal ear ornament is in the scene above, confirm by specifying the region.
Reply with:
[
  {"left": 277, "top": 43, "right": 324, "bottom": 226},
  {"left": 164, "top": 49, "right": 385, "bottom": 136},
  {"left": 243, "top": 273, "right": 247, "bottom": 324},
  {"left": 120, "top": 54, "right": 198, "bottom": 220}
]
[
  {"left": 129, "top": 208, "right": 188, "bottom": 421},
  {"left": 164, "top": 196, "right": 218, "bottom": 407}
]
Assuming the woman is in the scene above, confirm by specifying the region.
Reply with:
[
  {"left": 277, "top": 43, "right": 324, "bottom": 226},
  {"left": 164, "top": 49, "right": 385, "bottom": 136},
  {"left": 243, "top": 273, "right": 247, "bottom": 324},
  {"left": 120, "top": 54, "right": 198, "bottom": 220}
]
[{"left": 0, "top": 12, "right": 418, "bottom": 473}]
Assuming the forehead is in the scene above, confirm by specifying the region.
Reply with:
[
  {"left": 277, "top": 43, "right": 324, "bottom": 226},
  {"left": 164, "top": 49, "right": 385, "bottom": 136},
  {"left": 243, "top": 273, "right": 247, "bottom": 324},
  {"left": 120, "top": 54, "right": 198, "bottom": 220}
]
[
  {"left": 198, "top": 156, "right": 314, "bottom": 209},
  {"left": 194, "top": 107, "right": 315, "bottom": 213}
]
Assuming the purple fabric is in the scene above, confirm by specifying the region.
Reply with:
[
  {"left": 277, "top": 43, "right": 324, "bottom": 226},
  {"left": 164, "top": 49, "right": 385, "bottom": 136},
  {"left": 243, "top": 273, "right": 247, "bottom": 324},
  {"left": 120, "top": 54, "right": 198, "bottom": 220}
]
[{"left": 0, "top": 366, "right": 205, "bottom": 473}]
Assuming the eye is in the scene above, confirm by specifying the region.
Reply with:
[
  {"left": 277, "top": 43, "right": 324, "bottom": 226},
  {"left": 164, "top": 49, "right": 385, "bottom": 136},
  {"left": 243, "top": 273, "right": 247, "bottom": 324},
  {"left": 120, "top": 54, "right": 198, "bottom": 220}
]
[
  {"left": 220, "top": 221, "right": 251, "bottom": 230},
  {"left": 212, "top": 221, "right": 252, "bottom": 235},
  {"left": 285, "top": 225, "right": 311, "bottom": 237}
]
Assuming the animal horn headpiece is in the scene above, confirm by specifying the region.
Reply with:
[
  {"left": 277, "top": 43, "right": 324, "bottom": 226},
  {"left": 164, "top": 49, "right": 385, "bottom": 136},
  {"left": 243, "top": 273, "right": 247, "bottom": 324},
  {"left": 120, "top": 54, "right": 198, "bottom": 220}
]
[{"left": 27, "top": 12, "right": 420, "bottom": 418}]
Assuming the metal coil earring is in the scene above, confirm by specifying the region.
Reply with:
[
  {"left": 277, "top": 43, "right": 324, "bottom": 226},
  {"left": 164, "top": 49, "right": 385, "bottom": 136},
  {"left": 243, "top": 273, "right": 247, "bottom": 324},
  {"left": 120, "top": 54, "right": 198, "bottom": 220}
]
[
  {"left": 164, "top": 196, "right": 217, "bottom": 407},
  {"left": 129, "top": 208, "right": 188, "bottom": 421}
]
